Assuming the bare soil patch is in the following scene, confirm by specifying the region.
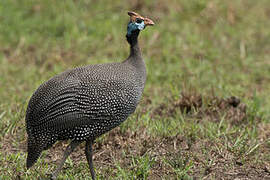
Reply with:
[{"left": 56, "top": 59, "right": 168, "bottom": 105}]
[{"left": 151, "top": 92, "right": 258, "bottom": 126}]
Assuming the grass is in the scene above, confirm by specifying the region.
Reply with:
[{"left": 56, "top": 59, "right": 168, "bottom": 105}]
[{"left": 0, "top": 0, "right": 270, "bottom": 179}]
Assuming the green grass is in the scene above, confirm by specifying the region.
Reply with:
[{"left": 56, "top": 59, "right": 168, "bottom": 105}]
[{"left": 0, "top": 0, "right": 270, "bottom": 179}]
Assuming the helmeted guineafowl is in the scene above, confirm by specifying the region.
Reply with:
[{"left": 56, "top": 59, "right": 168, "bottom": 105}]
[{"left": 25, "top": 11, "right": 154, "bottom": 179}]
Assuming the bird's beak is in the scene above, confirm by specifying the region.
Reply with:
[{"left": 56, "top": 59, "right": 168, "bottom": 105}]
[{"left": 144, "top": 18, "right": 155, "bottom": 26}]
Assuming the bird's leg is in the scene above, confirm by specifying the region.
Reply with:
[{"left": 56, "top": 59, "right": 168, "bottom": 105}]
[
  {"left": 51, "top": 140, "right": 81, "bottom": 179},
  {"left": 85, "top": 139, "right": 95, "bottom": 180}
]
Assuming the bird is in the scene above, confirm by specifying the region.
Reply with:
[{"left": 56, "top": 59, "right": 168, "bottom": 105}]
[{"left": 25, "top": 11, "right": 154, "bottom": 179}]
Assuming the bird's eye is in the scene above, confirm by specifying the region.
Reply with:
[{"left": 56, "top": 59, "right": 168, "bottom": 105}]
[{"left": 136, "top": 18, "right": 143, "bottom": 23}]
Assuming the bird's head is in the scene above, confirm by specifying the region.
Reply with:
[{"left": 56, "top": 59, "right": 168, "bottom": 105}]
[{"left": 126, "top": 11, "right": 154, "bottom": 36}]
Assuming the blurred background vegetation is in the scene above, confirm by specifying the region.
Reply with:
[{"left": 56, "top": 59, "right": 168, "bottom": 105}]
[{"left": 0, "top": 0, "right": 270, "bottom": 179}]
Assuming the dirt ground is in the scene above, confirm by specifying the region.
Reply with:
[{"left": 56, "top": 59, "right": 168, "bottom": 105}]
[{"left": 3, "top": 93, "right": 269, "bottom": 179}]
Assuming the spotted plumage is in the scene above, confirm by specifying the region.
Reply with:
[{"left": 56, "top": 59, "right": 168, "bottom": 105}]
[{"left": 25, "top": 11, "right": 154, "bottom": 179}]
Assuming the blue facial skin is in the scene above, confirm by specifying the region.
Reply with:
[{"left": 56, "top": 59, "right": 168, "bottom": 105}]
[{"left": 127, "top": 21, "right": 145, "bottom": 36}]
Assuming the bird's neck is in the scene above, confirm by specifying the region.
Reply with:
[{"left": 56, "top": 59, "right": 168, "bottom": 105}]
[
  {"left": 126, "top": 30, "right": 142, "bottom": 59},
  {"left": 125, "top": 30, "right": 146, "bottom": 88},
  {"left": 129, "top": 40, "right": 141, "bottom": 58}
]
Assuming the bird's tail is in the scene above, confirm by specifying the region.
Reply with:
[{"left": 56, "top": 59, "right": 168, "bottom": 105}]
[
  {"left": 26, "top": 135, "right": 42, "bottom": 169},
  {"left": 26, "top": 130, "right": 56, "bottom": 169}
]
